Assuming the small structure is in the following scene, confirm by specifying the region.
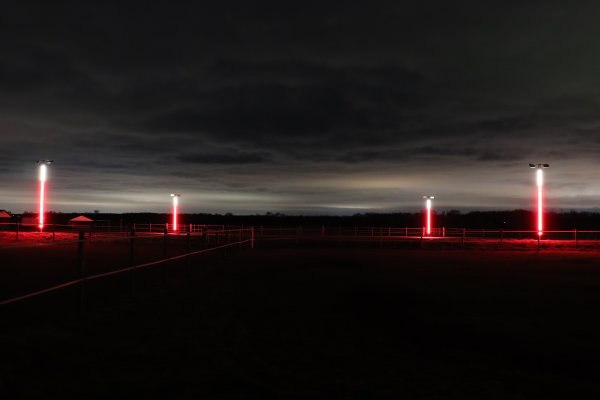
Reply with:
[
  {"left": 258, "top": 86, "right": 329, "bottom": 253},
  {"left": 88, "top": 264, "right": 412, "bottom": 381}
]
[
  {"left": 0, "top": 211, "right": 11, "bottom": 230},
  {"left": 0, "top": 210, "right": 11, "bottom": 222},
  {"left": 69, "top": 215, "right": 94, "bottom": 229}
]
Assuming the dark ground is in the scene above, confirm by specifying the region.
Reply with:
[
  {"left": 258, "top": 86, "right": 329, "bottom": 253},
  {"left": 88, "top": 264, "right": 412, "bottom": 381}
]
[{"left": 2, "top": 244, "right": 600, "bottom": 399}]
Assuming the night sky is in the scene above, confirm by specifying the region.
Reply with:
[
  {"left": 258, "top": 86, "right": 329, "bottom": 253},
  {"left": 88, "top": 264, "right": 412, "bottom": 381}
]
[{"left": 2, "top": 1, "right": 599, "bottom": 214}]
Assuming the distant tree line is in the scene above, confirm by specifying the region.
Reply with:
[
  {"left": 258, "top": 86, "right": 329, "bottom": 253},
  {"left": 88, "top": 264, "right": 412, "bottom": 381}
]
[{"left": 16, "top": 210, "right": 600, "bottom": 230}]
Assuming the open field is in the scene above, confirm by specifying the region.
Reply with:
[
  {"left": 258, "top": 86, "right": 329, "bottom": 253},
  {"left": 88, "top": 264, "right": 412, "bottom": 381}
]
[
  {"left": 0, "top": 230, "right": 248, "bottom": 304},
  {"left": 2, "top": 243, "right": 600, "bottom": 398}
]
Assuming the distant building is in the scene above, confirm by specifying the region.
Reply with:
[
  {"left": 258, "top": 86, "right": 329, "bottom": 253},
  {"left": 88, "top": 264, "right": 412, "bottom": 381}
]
[
  {"left": 69, "top": 215, "right": 94, "bottom": 229},
  {"left": 0, "top": 210, "right": 11, "bottom": 228}
]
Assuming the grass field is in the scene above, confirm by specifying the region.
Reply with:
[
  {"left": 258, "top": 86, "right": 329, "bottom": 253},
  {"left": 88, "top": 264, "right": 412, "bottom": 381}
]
[{"left": 2, "top": 244, "right": 600, "bottom": 398}]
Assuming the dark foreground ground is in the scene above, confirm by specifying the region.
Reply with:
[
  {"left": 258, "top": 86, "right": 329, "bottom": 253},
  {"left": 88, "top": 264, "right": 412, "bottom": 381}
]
[{"left": 2, "top": 244, "right": 600, "bottom": 399}]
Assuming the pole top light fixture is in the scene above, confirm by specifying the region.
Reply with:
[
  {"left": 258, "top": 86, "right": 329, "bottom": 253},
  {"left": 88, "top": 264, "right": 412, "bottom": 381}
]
[
  {"left": 529, "top": 163, "right": 550, "bottom": 168},
  {"left": 423, "top": 195, "right": 435, "bottom": 200},
  {"left": 170, "top": 193, "right": 181, "bottom": 197},
  {"left": 37, "top": 160, "right": 53, "bottom": 164}
]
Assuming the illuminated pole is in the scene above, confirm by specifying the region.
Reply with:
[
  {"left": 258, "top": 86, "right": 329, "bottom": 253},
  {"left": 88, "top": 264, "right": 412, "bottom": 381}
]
[
  {"left": 423, "top": 195, "right": 434, "bottom": 236},
  {"left": 170, "top": 193, "right": 181, "bottom": 231},
  {"left": 37, "top": 160, "right": 53, "bottom": 231},
  {"left": 529, "top": 164, "right": 549, "bottom": 236}
]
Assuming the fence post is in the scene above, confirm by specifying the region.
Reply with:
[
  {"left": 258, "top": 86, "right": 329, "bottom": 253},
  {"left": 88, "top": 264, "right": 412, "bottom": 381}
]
[
  {"left": 186, "top": 232, "right": 191, "bottom": 278},
  {"left": 420, "top": 227, "right": 424, "bottom": 249},
  {"left": 537, "top": 233, "right": 541, "bottom": 252},
  {"left": 574, "top": 229, "right": 578, "bottom": 248},
  {"left": 163, "top": 228, "right": 168, "bottom": 286},
  {"left": 129, "top": 228, "right": 136, "bottom": 297},
  {"left": 77, "top": 231, "right": 85, "bottom": 311},
  {"left": 461, "top": 228, "right": 465, "bottom": 248},
  {"left": 129, "top": 228, "right": 136, "bottom": 266},
  {"left": 52, "top": 224, "right": 56, "bottom": 242},
  {"left": 443, "top": 227, "right": 445, "bottom": 237},
  {"left": 163, "top": 228, "right": 168, "bottom": 257},
  {"left": 251, "top": 226, "right": 255, "bottom": 249}
]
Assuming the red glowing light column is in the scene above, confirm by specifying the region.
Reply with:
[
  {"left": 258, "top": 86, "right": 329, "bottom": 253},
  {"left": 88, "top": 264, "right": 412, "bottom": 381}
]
[
  {"left": 423, "top": 195, "right": 434, "bottom": 236},
  {"left": 37, "top": 160, "right": 53, "bottom": 231},
  {"left": 529, "top": 163, "right": 549, "bottom": 236},
  {"left": 537, "top": 169, "right": 543, "bottom": 236},
  {"left": 170, "top": 193, "right": 181, "bottom": 231}
]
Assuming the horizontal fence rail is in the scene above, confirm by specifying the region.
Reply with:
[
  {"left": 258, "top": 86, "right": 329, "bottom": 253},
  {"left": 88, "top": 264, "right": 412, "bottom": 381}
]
[
  {"left": 0, "top": 222, "right": 231, "bottom": 237},
  {"left": 252, "top": 226, "right": 600, "bottom": 250},
  {"left": 3, "top": 224, "right": 600, "bottom": 250},
  {"left": 252, "top": 226, "right": 600, "bottom": 239}
]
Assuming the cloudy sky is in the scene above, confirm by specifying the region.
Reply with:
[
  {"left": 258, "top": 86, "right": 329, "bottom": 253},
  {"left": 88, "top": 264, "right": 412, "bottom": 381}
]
[{"left": 1, "top": 1, "right": 600, "bottom": 214}]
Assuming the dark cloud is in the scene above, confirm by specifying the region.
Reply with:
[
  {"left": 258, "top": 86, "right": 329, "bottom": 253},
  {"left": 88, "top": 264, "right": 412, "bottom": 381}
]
[
  {"left": 137, "top": 63, "right": 425, "bottom": 143},
  {"left": 476, "top": 151, "right": 523, "bottom": 162},
  {"left": 1, "top": 1, "right": 600, "bottom": 213},
  {"left": 177, "top": 151, "right": 269, "bottom": 165},
  {"left": 0, "top": 46, "right": 85, "bottom": 92},
  {"left": 335, "top": 146, "right": 525, "bottom": 164}
]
